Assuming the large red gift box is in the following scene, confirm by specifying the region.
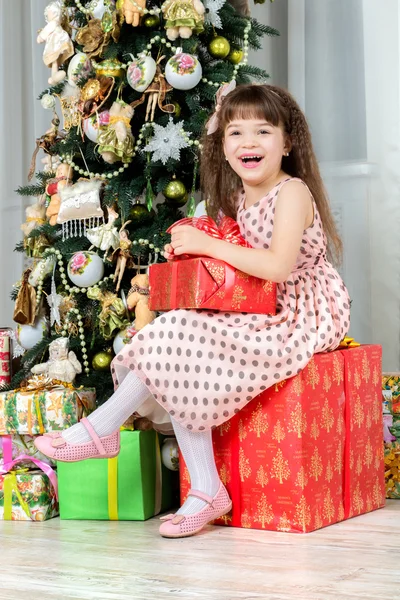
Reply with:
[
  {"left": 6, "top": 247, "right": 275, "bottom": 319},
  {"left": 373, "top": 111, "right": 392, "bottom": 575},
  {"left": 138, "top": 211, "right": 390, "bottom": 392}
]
[
  {"left": 180, "top": 345, "right": 385, "bottom": 532},
  {"left": 0, "top": 329, "right": 11, "bottom": 387},
  {"left": 148, "top": 215, "right": 276, "bottom": 314}
]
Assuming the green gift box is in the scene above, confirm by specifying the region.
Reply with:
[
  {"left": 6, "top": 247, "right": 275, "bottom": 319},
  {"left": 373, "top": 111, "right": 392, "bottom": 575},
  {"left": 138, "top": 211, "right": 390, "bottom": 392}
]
[{"left": 57, "top": 430, "right": 176, "bottom": 520}]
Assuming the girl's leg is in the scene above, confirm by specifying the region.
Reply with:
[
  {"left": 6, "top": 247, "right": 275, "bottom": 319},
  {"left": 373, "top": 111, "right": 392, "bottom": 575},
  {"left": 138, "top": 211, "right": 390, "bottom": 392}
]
[
  {"left": 171, "top": 418, "right": 221, "bottom": 515},
  {"left": 62, "top": 370, "right": 150, "bottom": 444}
]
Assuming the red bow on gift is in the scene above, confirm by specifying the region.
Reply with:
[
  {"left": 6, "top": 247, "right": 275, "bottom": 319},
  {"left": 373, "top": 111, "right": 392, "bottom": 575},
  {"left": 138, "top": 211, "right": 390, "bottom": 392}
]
[{"left": 166, "top": 216, "right": 251, "bottom": 259}]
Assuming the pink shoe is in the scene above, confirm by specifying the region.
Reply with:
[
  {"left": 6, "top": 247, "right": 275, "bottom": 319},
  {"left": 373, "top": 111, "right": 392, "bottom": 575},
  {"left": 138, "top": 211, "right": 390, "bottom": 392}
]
[
  {"left": 34, "top": 418, "right": 120, "bottom": 463},
  {"left": 159, "top": 483, "right": 232, "bottom": 538}
]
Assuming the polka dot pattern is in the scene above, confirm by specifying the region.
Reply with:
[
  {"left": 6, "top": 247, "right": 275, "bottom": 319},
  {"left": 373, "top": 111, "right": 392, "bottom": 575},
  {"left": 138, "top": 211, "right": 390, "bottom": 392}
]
[{"left": 111, "top": 177, "right": 350, "bottom": 432}]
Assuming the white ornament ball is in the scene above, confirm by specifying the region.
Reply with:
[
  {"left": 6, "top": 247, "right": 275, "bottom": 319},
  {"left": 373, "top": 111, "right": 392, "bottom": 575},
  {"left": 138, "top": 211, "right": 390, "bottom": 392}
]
[
  {"left": 83, "top": 110, "right": 110, "bottom": 143},
  {"left": 16, "top": 317, "right": 48, "bottom": 350},
  {"left": 41, "top": 94, "right": 56, "bottom": 110},
  {"left": 67, "top": 52, "right": 92, "bottom": 87},
  {"left": 127, "top": 55, "right": 157, "bottom": 93},
  {"left": 161, "top": 437, "right": 179, "bottom": 471},
  {"left": 165, "top": 53, "right": 202, "bottom": 91},
  {"left": 113, "top": 323, "right": 137, "bottom": 355},
  {"left": 67, "top": 251, "right": 104, "bottom": 288}
]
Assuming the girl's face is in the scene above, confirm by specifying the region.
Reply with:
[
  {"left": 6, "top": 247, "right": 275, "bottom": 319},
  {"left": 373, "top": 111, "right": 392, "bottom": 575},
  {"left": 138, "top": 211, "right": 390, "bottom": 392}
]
[{"left": 223, "top": 118, "right": 288, "bottom": 186}]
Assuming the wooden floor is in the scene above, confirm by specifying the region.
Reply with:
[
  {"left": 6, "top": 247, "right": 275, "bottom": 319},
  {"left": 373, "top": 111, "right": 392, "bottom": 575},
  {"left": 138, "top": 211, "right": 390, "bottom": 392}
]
[{"left": 1, "top": 501, "right": 400, "bottom": 600}]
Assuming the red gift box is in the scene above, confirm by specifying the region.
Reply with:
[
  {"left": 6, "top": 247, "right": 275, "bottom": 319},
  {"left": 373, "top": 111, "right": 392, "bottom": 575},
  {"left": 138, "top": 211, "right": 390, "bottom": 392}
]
[
  {"left": 179, "top": 345, "right": 385, "bottom": 532},
  {"left": 0, "top": 329, "right": 11, "bottom": 386},
  {"left": 149, "top": 216, "right": 276, "bottom": 314}
]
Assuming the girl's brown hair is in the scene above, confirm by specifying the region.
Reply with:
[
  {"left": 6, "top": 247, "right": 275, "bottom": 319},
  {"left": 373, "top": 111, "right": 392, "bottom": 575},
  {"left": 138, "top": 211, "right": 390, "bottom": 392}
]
[{"left": 200, "top": 84, "right": 342, "bottom": 265}]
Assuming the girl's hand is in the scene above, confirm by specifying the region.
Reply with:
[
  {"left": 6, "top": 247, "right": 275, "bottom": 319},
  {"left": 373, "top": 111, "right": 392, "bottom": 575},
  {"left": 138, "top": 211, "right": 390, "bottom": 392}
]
[
  {"left": 169, "top": 225, "right": 215, "bottom": 257},
  {"left": 163, "top": 243, "right": 174, "bottom": 260}
]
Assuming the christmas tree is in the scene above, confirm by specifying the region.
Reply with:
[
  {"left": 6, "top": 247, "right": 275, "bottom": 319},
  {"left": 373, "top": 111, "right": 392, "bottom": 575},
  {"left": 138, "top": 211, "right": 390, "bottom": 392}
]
[{"left": 11, "top": 0, "right": 278, "bottom": 404}]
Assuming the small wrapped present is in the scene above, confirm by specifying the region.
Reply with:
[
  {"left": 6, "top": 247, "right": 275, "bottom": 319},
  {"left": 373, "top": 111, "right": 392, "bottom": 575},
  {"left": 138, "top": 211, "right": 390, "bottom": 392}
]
[
  {"left": 58, "top": 430, "right": 177, "bottom": 520},
  {"left": 0, "top": 434, "right": 55, "bottom": 469},
  {"left": 180, "top": 345, "right": 385, "bottom": 532},
  {"left": 0, "top": 328, "right": 12, "bottom": 386},
  {"left": 382, "top": 373, "right": 400, "bottom": 498},
  {"left": 0, "top": 378, "right": 96, "bottom": 435},
  {"left": 0, "top": 456, "right": 58, "bottom": 521},
  {"left": 149, "top": 216, "right": 276, "bottom": 314}
]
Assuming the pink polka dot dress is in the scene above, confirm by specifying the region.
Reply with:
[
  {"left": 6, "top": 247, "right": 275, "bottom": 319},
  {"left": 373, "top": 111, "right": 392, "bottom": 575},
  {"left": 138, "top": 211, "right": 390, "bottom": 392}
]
[{"left": 111, "top": 178, "right": 350, "bottom": 432}]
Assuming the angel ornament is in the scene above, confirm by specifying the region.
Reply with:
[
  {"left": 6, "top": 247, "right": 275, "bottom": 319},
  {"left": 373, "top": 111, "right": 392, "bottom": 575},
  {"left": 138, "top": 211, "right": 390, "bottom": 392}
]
[
  {"left": 162, "top": 0, "right": 205, "bottom": 40},
  {"left": 97, "top": 99, "right": 134, "bottom": 164},
  {"left": 37, "top": 1, "right": 74, "bottom": 85},
  {"left": 111, "top": 222, "right": 134, "bottom": 292},
  {"left": 30, "top": 337, "right": 82, "bottom": 384},
  {"left": 131, "top": 57, "right": 175, "bottom": 122},
  {"left": 86, "top": 206, "right": 120, "bottom": 258}
]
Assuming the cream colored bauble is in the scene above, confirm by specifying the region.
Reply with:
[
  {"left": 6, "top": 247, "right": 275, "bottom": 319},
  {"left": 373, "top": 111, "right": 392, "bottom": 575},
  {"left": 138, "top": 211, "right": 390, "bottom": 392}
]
[
  {"left": 127, "top": 54, "right": 157, "bottom": 93},
  {"left": 161, "top": 437, "right": 179, "bottom": 471},
  {"left": 67, "top": 251, "right": 104, "bottom": 287},
  {"left": 165, "top": 53, "right": 202, "bottom": 91},
  {"left": 17, "top": 317, "right": 48, "bottom": 350},
  {"left": 83, "top": 110, "right": 110, "bottom": 143},
  {"left": 67, "top": 52, "right": 92, "bottom": 87},
  {"left": 112, "top": 323, "right": 137, "bottom": 354}
]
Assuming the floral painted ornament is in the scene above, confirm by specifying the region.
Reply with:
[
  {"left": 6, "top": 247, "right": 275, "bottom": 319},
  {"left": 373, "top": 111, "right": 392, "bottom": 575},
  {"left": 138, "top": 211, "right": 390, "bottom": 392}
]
[
  {"left": 127, "top": 54, "right": 157, "bottom": 93},
  {"left": 165, "top": 52, "right": 202, "bottom": 90},
  {"left": 67, "top": 251, "right": 105, "bottom": 287}
]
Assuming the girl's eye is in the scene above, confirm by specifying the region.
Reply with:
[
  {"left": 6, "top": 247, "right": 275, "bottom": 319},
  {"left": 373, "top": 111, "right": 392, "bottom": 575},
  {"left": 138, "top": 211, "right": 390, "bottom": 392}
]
[
  {"left": 259, "top": 130, "right": 270, "bottom": 134},
  {"left": 229, "top": 131, "right": 240, "bottom": 136}
]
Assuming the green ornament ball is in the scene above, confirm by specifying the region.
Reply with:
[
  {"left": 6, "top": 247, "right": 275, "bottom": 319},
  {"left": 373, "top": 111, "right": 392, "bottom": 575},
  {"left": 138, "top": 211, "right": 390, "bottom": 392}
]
[
  {"left": 208, "top": 36, "right": 231, "bottom": 59},
  {"left": 129, "top": 202, "right": 152, "bottom": 224},
  {"left": 163, "top": 180, "right": 187, "bottom": 202},
  {"left": 173, "top": 101, "right": 181, "bottom": 118},
  {"left": 143, "top": 14, "right": 160, "bottom": 27},
  {"left": 228, "top": 46, "right": 244, "bottom": 65},
  {"left": 92, "top": 351, "right": 112, "bottom": 371}
]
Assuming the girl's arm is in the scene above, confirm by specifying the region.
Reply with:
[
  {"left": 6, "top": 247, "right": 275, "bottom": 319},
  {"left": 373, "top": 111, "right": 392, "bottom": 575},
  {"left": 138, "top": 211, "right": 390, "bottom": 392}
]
[{"left": 168, "top": 180, "right": 313, "bottom": 283}]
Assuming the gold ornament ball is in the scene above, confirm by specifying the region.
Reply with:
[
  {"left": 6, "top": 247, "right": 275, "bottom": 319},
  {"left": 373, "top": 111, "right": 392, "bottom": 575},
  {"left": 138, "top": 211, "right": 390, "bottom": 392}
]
[
  {"left": 92, "top": 351, "right": 112, "bottom": 371},
  {"left": 173, "top": 101, "right": 181, "bottom": 118},
  {"left": 95, "top": 58, "right": 125, "bottom": 78},
  {"left": 143, "top": 14, "right": 160, "bottom": 27},
  {"left": 163, "top": 180, "right": 187, "bottom": 202},
  {"left": 208, "top": 36, "right": 231, "bottom": 59},
  {"left": 228, "top": 47, "right": 244, "bottom": 65},
  {"left": 129, "top": 202, "right": 152, "bottom": 224}
]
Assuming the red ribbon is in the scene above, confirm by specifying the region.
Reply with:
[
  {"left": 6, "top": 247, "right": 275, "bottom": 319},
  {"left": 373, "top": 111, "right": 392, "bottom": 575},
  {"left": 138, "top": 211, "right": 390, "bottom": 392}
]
[{"left": 166, "top": 216, "right": 252, "bottom": 260}]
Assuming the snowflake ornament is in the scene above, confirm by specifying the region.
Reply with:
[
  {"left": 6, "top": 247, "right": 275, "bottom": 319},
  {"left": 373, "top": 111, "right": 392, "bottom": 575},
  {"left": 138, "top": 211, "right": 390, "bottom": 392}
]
[
  {"left": 203, "top": 0, "right": 226, "bottom": 28},
  {"left": 143, "top": 119, "right": 190, "bottom": 165}
]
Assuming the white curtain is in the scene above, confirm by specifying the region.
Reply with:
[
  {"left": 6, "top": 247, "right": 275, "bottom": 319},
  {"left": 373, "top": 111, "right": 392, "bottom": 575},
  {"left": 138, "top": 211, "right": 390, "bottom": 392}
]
[
  {"left": 0, "top": 0, "right": 48, "bottom": 327},
  {"left": 1, "top": 0, "right": 399, "bottom": 369}
]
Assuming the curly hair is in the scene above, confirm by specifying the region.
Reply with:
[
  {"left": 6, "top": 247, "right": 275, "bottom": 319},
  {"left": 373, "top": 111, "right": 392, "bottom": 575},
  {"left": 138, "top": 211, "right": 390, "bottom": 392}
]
[{"left": 200, "top": 84, "right": 342, "bottom": 265}]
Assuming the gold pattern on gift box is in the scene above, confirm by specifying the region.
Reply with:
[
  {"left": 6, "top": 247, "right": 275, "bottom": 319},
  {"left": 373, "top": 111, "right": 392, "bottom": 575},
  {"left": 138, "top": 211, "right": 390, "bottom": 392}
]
[
  {"left": 332, "top": 353, "right": 344, "bottom": 385},
  {"left": 256, "top": 464, "right": 269, "bottom": 487},
  {"left": 182, "top": 465, "right": 190, "bottom": 484},
  {"left": 270, "top": 448, "right": 290, "bottom": 484},
  {"left": 287, "top": 402, "right": 307, "bottom": 438},
  {"left": 337, "top": 502, "right": 345, "bottom": 522},
  {"left": 354, "top": 369, "right": 361, "bottom": 389},
  {"left": 239, "top": 447, "right": 251, "bottom": 482},
  {"left": 235, "top": 271, "right": 250, "bottom": 282},
  {"left": 372, "top": 399, "right": 380, "bottom": 425},
  {"left": 277, "top": 512, "right": 291, "bottom": 532},
  {"left": 306, "top": 359, "right": 320, "bottom": 389},
  {"left": 231, "top": 285, "right": 247, "bottom": 310},
  {"left": 238, "top": 419, "right": 247, "bottom": 441},
  {"left": 366, "top": 494, "right": 373, "bottom": 512},
  {"left": 374, "top": 450, "right": 382, "bottom": 471},
  {"left": 372, "top": 366, "right": 379, "bottom": 386},
  {"left": 47, "top": 392, "right": 64, "bottom": 418},
  {"left": 314, "top": 509, "right": 323, "bottom": 530},
  {"left": 262, "top": 280, "right": 274, "bottom": 294},
  {"left": 272, "top": 420, "right": 286, "bottom": 443},
  {"left": 364, "top": 439, "right": 374, "bottom": 468},
  {"left": 356, "top": 455, "right": 363, "bottom": 476},
  {"left": 219, "top": 463, "right": 231, "bottom": 485},
  {"left": 219, "top": 513, "right": 232, "bottom": 525},
  {"left": 295, "top": 466, "right": 308, "bottom": 490},
  {"left": 353, "top": 395, "right": 364, "bottom": 428},
  {"left": 349, "top": 449, "right": 354, "bottom": 470},
  {"left": 323, "top": 370, "right": 332, "bottom": 393},
  {"left": 310, "top": 417, "right": 320, "bottom": 440},
  {"left": 323, "top": 489, "right": 335, "bottom": 521},
  {"left": 325, "top": 460, "right": 333, "bottom": 483},
  {"left": 274, "top": 380, "right": 286, "bottom": 392},
  {"left": 241, "top": 510, "right": 253, "bottom": 529},
  {"left": 294, "top": 495, "right": 312, "bottom": 532},
  {"left": 255, "top": 494, "right": 274, "bottom": 528},
  {"left": 249, "top": 402, "right": 268, "bottom": 437},
  {"left": 218, "top": 420, "right": 231, "bottom": 436},
  {"left": 372, "top": 479, "right": 382, "bottom": 507},
  {"left": 291, "top": 376, "right": 305, "bottom": 396},
  {"left": 366, "top": 410, "right": 372, "bottom": 431},
  {"left": 362, "top": 351, "right": 371, "bottom": 382},
  {"left": 336, "top": 410, "right": 344, "bottom": 436},
  {"left": 320, "top": 398, "right": 334, "bottom": 432},
  {"left": 309, "top": 447, "right": 323, "bottom": 481},
  {"left": 203, "top": 261, "right": 225, "bottom": 287},
  {"left": 352, "top": 482, "right": 364, "bottom": 514}
]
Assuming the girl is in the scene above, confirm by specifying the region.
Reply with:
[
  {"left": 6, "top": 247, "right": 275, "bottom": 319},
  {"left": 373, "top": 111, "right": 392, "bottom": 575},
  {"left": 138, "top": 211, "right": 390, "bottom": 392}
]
[{"left": 35, "top": 84, "right": 350, "bottom": 538}]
